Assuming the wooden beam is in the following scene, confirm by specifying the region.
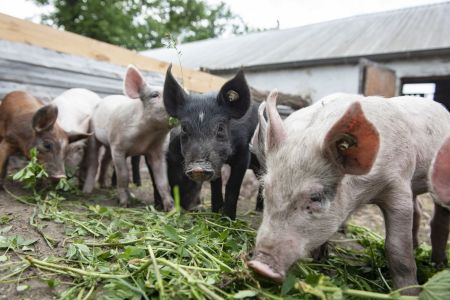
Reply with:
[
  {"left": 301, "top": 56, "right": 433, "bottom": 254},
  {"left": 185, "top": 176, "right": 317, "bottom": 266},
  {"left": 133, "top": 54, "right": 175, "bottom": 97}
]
[{"left": 0, "top": 13, "right": 226, "bottom": 92}]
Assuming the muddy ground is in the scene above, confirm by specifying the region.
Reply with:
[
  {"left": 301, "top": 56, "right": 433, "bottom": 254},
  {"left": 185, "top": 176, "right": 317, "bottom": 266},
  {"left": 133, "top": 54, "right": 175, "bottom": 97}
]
[{"left": 0, "top": 160, "right": 444, "bottom": 299}]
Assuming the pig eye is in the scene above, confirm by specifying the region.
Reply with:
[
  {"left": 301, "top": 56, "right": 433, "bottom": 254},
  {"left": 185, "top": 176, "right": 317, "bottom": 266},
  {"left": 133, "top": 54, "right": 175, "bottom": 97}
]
[
  {"left": 150, "top": 91, "right": 160, "bottom": 98},
  {"left": 181, "top": 124, "right": 188, "bottom": 134},
  {"left": 43, "top": 142, "right": 53, "bottom": 151},
  {"left": 216, "top": 124, "right": 226, "bottom": 138},
  {"left": 310, "top": 192, "right": 324, "bottom": 203}
]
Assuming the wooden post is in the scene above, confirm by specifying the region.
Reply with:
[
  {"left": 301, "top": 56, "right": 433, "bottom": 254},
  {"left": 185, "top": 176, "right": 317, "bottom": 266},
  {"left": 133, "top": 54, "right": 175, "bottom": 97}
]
[{"left": 0, "top": 13, "right": 226, "bottom": 92}]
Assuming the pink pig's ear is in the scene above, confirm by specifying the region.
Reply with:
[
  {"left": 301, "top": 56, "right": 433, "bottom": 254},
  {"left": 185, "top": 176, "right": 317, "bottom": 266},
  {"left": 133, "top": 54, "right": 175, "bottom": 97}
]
[
  {"left": 324, "top": 102, "right": 380, "bottom": 175},
  {"left": 266, "top": 89, "right": 286, "bottom": 152},
  {"left": 124, "top": 65, "right": 146, "bottom": 99},
  {"left": 431, "top": 137, "right": 450, "bottom": 205}
]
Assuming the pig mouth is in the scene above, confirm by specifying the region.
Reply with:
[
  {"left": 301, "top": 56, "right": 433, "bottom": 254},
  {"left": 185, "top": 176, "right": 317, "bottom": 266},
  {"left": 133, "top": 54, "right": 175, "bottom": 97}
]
[
  {"left": 185, "top": 161, "right": 215, "bottom": 182},
  {"left": 248, "top": 252, "right": 285, "bottom": 282}
]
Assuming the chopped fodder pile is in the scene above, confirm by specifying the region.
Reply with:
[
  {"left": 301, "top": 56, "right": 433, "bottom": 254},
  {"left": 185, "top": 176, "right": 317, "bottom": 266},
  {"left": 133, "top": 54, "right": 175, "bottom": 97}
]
[{"left": 1, "top": 151, "right": 450, "bottom": 299}]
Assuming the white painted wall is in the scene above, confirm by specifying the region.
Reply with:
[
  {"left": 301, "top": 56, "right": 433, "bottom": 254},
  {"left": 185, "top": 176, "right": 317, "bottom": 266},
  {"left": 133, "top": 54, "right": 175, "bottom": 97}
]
[
  {"left": 217, "top": 55, "right": 450, "bottom": 103},
  {"left": 384, "top": 56, "right": 450, "bottom": 88},
  {"left": 220, "top": 64, "right": 360, "bottom": 103}
]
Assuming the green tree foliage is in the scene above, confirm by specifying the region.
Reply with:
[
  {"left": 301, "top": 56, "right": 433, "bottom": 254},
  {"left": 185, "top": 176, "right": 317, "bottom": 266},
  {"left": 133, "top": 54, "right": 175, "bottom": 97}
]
[{"left": 31, "top": 0, "right": 250, "bottom": 50}]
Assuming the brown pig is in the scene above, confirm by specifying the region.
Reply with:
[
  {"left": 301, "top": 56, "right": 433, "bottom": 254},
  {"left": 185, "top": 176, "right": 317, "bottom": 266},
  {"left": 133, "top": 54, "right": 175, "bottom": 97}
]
[{"left": 0, "top": 91, "right": 90, "bottom": 186}]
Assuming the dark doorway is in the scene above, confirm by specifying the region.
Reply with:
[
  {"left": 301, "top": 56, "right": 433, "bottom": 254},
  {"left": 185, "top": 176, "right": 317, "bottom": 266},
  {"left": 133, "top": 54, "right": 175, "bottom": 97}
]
[{"left": 401, "top": 76, "right": 450, "bottom": 110}]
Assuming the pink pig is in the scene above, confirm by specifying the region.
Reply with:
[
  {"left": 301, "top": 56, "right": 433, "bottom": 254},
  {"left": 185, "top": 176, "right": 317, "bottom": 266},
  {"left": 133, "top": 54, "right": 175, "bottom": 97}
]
[
  {"left": 429, "top": 136, "right": 450, "bottom": 267},
  {"left": 249, "top": 92, "right": 450, "bottom": 294}
]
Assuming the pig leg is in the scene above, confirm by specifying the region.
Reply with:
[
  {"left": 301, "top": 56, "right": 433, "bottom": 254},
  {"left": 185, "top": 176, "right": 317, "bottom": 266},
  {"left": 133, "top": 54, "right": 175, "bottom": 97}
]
[
  {"left": 412, "top": 196, "right": 422, "bottom": 249},
  {"left": 249, "top": 153, "right": 264, "bottom": 211},
  {"left": 77, "top": 148, "right": 88, "bottom": 187},
  {"left": 430, "top": 202, "right": 449, "bottom": 267},
  {"left": 98, "top": 148, "right": 112, "bottom": 188},
  {"left": 379, "top": 187, "right": 418, "bottom": 294},
  {"left": 255, "top": 184, "right": 264, "bottom": 212},
  {"left": 111, "top": 149, "right": 131, "bottom": 207},
  {"left": 223, "top": 149, "right": 250, "bottom": 219},
  {"left": 82, "top": 136, "right": 100, "bottom": 193},
  {"left": 131, "top": 156, "right": 141, "bottom": 186},
  {"left": 210, "top": 177, "right": 223, "bottom": 213},
  {"left": 145, "top": 156, "right": 163, "bottom": 210},
  {"left": 145, "top": 149, "right": 173, "bottom": 211},
  {"left": 0, "top": 141, "right": 12, "bottom": 189}
]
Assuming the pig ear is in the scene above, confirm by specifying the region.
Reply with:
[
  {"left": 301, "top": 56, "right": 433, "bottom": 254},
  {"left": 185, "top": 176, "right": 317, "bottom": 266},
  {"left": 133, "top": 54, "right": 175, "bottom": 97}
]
[
  {"left": 124, "top": 65, "right": 146, "bottom": 99},
  {"left": 250, "top": 102, "right": 267, "bottom": 155},
  {"left": 217, "top": 70, "right": 250, "bottom": 119},
  {"left": 163, "top": 64, "right": 187, "bottom": 117},
  {"left": 324, "top": 102, "right": 380, "bottom": 175},
  {"left": 32, "top": 104, "right": 58, "bottom": 133},
  {"left": 67, "top": 131, "right": 92, "bottom": 144},
  {"left": 430, "top": 137, "right": 450, "bottom": 205},
  {"left": 266, "top": 89, "right": 286, "bottom": 152}
]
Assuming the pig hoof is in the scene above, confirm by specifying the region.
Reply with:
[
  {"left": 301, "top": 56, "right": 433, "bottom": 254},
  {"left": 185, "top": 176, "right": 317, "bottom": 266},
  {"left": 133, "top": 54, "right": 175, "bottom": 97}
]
[
  {"left": 431, "top": 260, "right": 448, "bottom": 270},
  {"left": 311, "top": 243, "right": 329, "bottom": 261},
  {"left": 163, "top": 201, "right": 174, "bottom": 212},
  {"left": 248, "top": 260, "right": 284, "bottom": 282}
]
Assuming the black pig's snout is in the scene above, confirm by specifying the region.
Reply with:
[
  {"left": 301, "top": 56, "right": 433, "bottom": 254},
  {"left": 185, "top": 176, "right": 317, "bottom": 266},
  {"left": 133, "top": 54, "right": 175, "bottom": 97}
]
[{"left": 186, "top": 161, "right": 214, "bottom": 182}]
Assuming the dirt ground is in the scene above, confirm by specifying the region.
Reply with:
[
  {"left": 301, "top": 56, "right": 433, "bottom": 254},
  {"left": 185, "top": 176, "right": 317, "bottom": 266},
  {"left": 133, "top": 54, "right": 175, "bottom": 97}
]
[{"left": 0, "top": 161, "right": 444, "bottom": 299}]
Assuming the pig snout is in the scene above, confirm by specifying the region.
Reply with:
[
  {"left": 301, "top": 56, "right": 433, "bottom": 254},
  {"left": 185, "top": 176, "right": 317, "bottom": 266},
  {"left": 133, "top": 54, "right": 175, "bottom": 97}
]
[
  {"left": 186, "top": 161, "right": 214, "bottom": 182},
  {"left": 248, "top": 251, "right": 285, "bottom": 282}
]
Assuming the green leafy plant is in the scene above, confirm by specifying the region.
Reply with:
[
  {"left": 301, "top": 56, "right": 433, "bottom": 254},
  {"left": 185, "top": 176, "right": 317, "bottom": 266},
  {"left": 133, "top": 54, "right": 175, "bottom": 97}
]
[
  {"left": 10, "top": 148, "right": 76, "bottom": 199},
  {"left": 32, "top": 0, "right": 253, "bottom": 50},
  {"left": 11, "top": 148, "right": 47, "bottom": 193}
]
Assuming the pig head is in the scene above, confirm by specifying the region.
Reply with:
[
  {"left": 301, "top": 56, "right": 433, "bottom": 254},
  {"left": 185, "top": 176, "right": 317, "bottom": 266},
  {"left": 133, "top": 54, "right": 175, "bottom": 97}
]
[
  {"left": 249, "top": 92, "right": 380, "bottom": 281},
  {"left": 163, "top": 65, "right": 251, "bottom": 182},
  {"left": 0, "top": 91, "right": 90, "bottom": 185}
]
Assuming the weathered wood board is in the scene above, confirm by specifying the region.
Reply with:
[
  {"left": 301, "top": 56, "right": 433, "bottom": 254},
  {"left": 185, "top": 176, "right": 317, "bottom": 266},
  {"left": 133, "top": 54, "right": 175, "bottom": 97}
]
[
  {"left": 0, "top": 13, "right": 226, "bottom": 93},
  {"left": 0, "top": 39, "right": 163, "bottom": 102}
]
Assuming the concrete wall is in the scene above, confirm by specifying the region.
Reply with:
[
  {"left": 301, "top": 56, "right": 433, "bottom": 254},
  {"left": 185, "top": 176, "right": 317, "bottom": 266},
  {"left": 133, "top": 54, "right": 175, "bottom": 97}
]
[{"left": 218, "top": 55, "right": 450, "bottom": 103}]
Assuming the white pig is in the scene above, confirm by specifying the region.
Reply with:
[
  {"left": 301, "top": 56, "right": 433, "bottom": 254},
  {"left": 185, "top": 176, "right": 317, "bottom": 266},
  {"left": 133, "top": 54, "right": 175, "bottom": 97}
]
[
  {"left": 429, "top": 136, "right": 450, "bottom": 267},
  {"left": 52, "top": 88, "right": 101, "bottom": 170},
  {"left": 248, "top": 92, "right": 450, "bottom": 294},
  {"left": 82, "top": 66, "right": 174, "bottom": 211}
]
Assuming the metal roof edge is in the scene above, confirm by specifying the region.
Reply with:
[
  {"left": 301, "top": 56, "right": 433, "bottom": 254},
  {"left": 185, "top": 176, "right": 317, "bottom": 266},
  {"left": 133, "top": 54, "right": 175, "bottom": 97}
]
[{"left": 205, "top": 47, "right": 450, "bottom": 74}]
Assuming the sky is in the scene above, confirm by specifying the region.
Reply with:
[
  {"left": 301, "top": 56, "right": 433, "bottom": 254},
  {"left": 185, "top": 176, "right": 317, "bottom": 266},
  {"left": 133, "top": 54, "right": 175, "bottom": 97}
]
[{"left": 0, "top": 0, "right": 448, "bottom": 29}]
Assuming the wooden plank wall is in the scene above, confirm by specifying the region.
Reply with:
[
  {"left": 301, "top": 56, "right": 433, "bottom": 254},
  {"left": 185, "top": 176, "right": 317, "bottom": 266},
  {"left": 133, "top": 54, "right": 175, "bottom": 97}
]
[
  {"left": 0, "top": 13, "right": 226, "bottom": 93},
  {"left": 0, "top": 40, "right": 164, "bottom": 102}
]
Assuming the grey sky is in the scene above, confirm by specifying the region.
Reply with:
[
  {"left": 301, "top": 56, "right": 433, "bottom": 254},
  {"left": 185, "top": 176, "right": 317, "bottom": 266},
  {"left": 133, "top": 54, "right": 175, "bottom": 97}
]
[{"left": 0, "top": 0, "right": 447, "bottom": 29}]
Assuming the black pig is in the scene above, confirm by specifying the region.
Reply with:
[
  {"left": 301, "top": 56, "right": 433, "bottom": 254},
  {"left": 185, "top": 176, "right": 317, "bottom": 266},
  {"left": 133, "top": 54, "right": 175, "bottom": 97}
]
[
  {"left": 163, "top": 66, "right": 258, "bottom": 219},
  {"left": 150, "top": 131, "right": 263, "bottom": 212}
]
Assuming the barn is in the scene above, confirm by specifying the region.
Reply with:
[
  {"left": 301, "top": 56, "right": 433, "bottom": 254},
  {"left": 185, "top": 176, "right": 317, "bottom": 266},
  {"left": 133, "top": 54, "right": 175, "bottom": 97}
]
[{"left": 142, "top": 2, "right": 450, "bottom": 108}]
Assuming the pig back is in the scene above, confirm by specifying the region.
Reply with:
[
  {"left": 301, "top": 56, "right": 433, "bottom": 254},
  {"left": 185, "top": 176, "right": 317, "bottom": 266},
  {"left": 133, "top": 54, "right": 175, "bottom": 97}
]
[
  {"left": 53, "top": 88, "right": 101, "bottom": 134},
  {"left": 283, "top": 94, "right": 450, "bottom": 186},
  {"left": 91, "top": 96, "right": 141, "bottom": 145},
  {"left": 389, "top": 96, "right": 450, "bottom": 193},
  {"left": 0, "top": 91, "right": 43, "bottom": 138}
]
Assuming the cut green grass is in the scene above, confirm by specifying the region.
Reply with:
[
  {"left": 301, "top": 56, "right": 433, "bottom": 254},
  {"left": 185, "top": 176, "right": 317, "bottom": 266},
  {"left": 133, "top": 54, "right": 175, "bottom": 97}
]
[{"left": 1, "top": 148, "right": 449, "bottom": 299}]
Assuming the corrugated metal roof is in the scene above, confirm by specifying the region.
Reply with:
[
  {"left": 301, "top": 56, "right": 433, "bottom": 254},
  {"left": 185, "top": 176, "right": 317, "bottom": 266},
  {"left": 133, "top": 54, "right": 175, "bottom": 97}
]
[{"left": 141, "top": 2, "right": 450, "bottom": 72}]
